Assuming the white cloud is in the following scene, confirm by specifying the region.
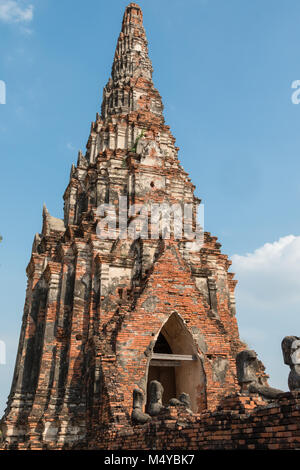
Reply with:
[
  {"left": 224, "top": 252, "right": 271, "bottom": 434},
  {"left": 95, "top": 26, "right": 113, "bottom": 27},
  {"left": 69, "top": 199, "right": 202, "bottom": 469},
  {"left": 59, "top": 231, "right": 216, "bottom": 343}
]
[
  {"left": 232, "top": 235, "right": 300, "bottom": 310},
  {"left": 67, "top": 143, "right": 76, "bottom": 151},
  {"left": 232, "top": 235, "right": 300, "bottom": 391},
  {"left": 0, "top": 0, "right": 33, "bottom": 24}
]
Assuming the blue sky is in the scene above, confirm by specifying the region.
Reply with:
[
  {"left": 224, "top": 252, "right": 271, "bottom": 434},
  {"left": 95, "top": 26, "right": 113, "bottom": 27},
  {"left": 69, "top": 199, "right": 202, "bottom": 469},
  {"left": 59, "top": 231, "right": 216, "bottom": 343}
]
[{"left": 0, "top": 0, "right": 300, "bottom": 414}]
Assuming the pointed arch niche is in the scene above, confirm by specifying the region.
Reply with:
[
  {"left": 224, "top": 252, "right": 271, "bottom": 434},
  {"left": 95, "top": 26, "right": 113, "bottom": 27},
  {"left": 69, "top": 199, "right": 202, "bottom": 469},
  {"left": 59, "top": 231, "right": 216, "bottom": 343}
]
[{"left": 146, "top": 312, "right": 207, "bottom": 413}]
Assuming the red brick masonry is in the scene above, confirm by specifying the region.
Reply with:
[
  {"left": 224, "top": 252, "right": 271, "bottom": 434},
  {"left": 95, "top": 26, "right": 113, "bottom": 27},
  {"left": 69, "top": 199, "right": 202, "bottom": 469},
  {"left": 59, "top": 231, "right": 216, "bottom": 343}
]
[
  {"left": 1, "top": 3, "right": 297, "bottom": 451},
  {"left": 89, "top": 392, "right": 300, "bottom": 451}
]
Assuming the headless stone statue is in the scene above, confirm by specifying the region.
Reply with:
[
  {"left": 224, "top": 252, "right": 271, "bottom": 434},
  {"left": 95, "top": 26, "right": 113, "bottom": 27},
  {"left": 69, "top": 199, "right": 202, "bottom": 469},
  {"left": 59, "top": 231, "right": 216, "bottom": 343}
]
[
  {"left": 169, "top": 392, "right": 192, "bottom": 413},
  {"left": 236, "top": 349, "right": 283, "bottom": 400},
  {"left": 131, "top": 388, "right": 151, "bottom": 425},
  {"left": 179, "top": 393, "right": 192, "bottom": 410},
  {"left": 147, "top": 380, "right": 165, "bottom": 416},
  {"left": 282, "top": 336, "right": 300, "bottom": 391}
]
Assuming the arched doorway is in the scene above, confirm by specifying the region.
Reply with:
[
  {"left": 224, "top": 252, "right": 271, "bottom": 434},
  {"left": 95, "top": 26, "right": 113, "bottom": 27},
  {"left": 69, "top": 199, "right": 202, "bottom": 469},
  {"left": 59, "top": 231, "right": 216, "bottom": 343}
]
[
  {"left": 146, "top": 332, "right": 177, "bottom": 409},
  {"left": 146, "top": 313, "right": 206, "bottom": 413}
]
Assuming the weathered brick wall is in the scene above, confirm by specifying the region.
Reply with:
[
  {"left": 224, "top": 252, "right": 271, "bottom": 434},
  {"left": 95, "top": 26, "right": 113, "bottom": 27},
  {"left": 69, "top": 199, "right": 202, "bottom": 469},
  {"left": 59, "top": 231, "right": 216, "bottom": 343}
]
[
  {"left": 101, "top": 243, "right": 242, "bottom": 422},
  {"left": 0, "top": 3, "right": 285, "bottom": 451},
  {"left": 88, "top": 392, "right": 300, "bottom": 451}
]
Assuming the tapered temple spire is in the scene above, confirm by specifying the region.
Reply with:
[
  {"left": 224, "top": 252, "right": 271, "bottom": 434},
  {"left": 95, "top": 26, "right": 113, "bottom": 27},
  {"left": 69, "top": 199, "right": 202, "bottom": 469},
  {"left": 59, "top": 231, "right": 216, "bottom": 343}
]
[
  {"left": 115, "top": 3, "right": 151, "bottom": 80},
  {"left": 0, "top": 4, "right": 252, "bottom": 451},
  {"left": 101, "top": 2, "right": 163, "bottom": 119}
]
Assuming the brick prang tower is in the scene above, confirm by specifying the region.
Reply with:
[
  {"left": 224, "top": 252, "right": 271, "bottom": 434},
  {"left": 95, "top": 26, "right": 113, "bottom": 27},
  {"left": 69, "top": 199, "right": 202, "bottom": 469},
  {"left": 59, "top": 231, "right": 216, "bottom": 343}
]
[{"left": 1, "top": 3, "right": 247, "bottom": 449}]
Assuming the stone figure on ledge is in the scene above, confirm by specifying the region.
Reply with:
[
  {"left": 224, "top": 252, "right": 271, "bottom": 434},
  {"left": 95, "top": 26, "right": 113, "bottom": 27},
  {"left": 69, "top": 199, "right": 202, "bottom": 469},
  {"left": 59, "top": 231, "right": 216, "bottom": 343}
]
[
  {"left": 131, "top": 388, "right": 151, "bottom": 425},
  {"left": 147, "top": 380, "right": 165, "bottom": 416},
  {"left": 169, "top": 393, "right": 192, "bottom": 413},
  {"left": 132, "top": 381, "right": 194, "bottom": 425},
  {"left": 236, "top": 349, "right": 283, "bottom": 400},
  {"left": 282, "top": 336, "right": 300, "bottom": 391}
]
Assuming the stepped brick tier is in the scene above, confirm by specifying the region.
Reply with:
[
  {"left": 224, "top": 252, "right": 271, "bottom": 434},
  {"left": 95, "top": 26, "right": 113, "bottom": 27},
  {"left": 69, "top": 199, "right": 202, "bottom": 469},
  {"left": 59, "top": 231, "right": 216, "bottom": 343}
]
[{"left": 0, "top": 3, "right": 296, "bottom": 451}]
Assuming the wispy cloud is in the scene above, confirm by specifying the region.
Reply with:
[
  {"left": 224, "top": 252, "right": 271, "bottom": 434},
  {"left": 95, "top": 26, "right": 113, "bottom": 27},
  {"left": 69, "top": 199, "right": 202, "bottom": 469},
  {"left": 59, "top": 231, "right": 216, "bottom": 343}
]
[
  {"left": 0, "top": 0, "right": 33, "bottom": 24},
  {"left": 232, "top": 235, "right": 300, "bottom": 390},
  {"left": 66, "top": 143, "right": 76, "bottom": 151},
  {"left": 232, "top": 235, "right": 300, "bottom": 308}
]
